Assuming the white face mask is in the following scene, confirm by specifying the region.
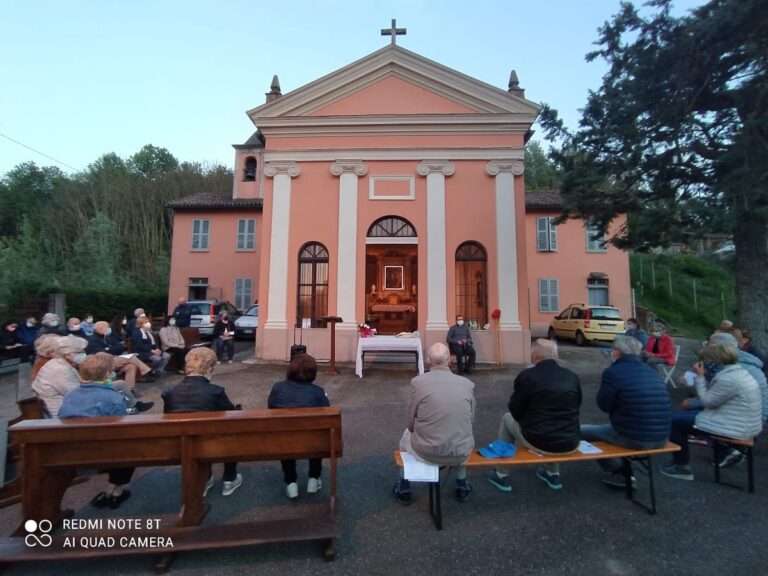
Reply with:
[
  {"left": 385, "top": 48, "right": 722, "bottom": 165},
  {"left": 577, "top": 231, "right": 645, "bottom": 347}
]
[
  {"left": 457, "top": 320, "right": 464, "bottom": 326},
  {"left": 169, "top": 319, "right": 176, "bottom": 326},
  {"left": 143, "top": 323, "right": 152, "bottom": 330},
  {"left": 72, "top": 352, "right": 87, "bottom": 365},
  {"left": 70, "top": 324, "right": 81, "bottom": 331}
]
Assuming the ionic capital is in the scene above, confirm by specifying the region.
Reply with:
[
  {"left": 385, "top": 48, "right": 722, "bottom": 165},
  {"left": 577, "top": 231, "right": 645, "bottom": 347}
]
[
  {"left": 264, "top": 162, "right": 301, "bottom": 178},
  {"left": 417, "top": 161, "right": 455, "bottom": 177},
  {"left": 485, "top": 160, "right": 524, "bottom": 176},
  {"left": 330, "top": 161, "right": 368, "bottom": 177}
]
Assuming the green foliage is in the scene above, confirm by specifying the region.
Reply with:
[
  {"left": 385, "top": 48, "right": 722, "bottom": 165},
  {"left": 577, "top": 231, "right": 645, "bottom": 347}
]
[
  {"left": 71, "top": 213, "right": 120, "bottom": 288},
  {"left": 524, "top": 141, "right": 561, "bottom": 190},
  {"left": 62, "top": 288, "right": 168, "bottom": 322},
  {"left": 631, "top": 252, "right": 735, "bottom": 339}
]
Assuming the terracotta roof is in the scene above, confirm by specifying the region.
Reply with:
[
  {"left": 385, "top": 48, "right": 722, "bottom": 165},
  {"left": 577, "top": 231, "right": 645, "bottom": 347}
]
[
  {"left": 167, "top": 193, "right": 262, "bottom": 210},
  {"left": 525, "top": 189, "right": 562, "bottom": 210}
]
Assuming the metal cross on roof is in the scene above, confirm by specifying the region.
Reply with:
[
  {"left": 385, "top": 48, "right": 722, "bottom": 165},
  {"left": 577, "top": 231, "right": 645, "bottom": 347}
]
[{"left": 381, "top": 19, "right": 406, "bottom": 45}]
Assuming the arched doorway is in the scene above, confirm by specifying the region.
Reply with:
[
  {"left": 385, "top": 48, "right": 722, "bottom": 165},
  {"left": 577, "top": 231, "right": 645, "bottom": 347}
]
[{"left": 365, "top": 216, "right": 418, "bottom": 334}]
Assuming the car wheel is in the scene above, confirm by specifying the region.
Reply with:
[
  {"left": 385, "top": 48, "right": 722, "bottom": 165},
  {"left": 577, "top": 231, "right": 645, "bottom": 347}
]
[
  {"left": 575, "top": 331, "right": 586, "bottom": 346},
  {"left": 547, "top": 327, "right": 556, "bottom": 340}
]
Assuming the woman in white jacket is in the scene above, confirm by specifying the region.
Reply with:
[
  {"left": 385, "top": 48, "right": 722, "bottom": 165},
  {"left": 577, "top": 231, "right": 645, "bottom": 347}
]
[
  {"left": 661, "top": 344, "right": 762, "bottom": 481},
  {"left": 31, "top": 335, "right": 88, "bottom": 417}
]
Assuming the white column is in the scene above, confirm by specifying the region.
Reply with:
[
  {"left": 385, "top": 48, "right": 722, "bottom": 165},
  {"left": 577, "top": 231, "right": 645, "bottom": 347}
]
[
  {"left": 417, "top": 161, "right": 455, "bottom": 331},
  {"left": 486, "top": 160, "right": 524, "bottom": 330},
  {"left": 263, "top": 162, "right": 301, "bottom": 329},
  {"left": 331, "top": 161, "right": 368, "bottom": 330}
]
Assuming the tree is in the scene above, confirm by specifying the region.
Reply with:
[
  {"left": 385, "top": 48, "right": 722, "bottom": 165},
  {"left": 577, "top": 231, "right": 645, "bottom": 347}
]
[
  {"left": 524, "top": 141, "right": 562, "bottom": 190},
  {"left": 540, "top": 0, "right": 768, "bottom": 348},
  {"left": 0, "top": 162, "right": 66, "bottom": 237}
]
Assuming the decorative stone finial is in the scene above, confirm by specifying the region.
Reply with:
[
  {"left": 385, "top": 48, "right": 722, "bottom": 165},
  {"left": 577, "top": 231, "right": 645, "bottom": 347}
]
[
  {"left": 508, "top": 70, "right": 525, "bottom": 98},
  {"left": 266, "top": 75, "right": 282, "bottom": 103}
]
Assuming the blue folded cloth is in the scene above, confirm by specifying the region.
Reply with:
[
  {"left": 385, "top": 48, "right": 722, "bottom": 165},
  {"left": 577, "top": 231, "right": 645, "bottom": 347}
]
[{"left": 478, "top": 440, "right": 516, "bottom": 459}]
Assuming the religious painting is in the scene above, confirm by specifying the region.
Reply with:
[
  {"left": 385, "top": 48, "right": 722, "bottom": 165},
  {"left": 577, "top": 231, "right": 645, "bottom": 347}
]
[{"left": 384, "top": 266, "right": 404, "bottom": 291}]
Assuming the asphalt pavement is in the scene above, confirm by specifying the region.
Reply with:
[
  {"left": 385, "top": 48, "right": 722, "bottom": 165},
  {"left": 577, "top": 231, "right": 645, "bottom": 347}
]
[{"left": 0, "top": 337, "right": 765, "bottom": 575}]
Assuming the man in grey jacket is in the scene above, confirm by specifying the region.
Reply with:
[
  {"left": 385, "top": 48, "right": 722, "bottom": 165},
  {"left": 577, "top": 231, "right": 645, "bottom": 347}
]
[
  {"left": 394, "top": 342, "right": 476, "bottom": 504},
  {"left": 447, "top": 315, "right": 476, "bottom": 374}
]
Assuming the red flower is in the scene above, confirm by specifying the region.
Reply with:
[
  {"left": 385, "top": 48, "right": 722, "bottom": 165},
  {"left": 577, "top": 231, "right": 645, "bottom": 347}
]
[{"left": 491, "top": 309, "right": 501, "bottom": 320}]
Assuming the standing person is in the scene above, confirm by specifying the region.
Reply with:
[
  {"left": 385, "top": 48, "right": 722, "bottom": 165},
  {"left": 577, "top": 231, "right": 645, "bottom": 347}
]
[
  {"left": 625, "top": 318, "right": 649, "bottom": 348},
  {"left": 162, "top": 347, "right": 243, "bottom": 497},
  {"left": 642, "top": 323, "right": 676, "bottom": 367},
  {"left": 268, "top": 354, "right": 330, "bottom": 499},
  {"left": 447, "top": 314, "right": 476, "bottom": 374},
  {"left": 213, "top": 312, "right": 235, "bottom": 364},
  {"left": 59, "top": 353, "right": 135, "bottom": 509},
  {"left": 172, "top": 297, "right": 193, "bottom": 329},
  {"left": 393, "top": 343, "right": 475, "bottom": 504},
  {"left": 581, "top": 335, "right": 671, "bottom": 488},
  {"left": 159, "top": 315, "right": 187, "bottom": 374},
  {"left": 661, "top": 344, "right": 762, "bottom": 480},
  {"left": 132, "top": 315, "right": 170, "bottom": 374},
  {"left": 487, "top": 339, "right": 581, "bottom": 492}
]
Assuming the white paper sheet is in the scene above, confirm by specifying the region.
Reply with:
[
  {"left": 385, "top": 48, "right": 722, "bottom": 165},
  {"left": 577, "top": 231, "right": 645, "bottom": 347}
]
[
  {"left": 118, "top": 353, "right": 136, "bottom": 359},
  {"left": 578, "top": 440, "right": 604, "bottom": 455},
  {"left": 400, "top": 452, "right": 439, "bottom": 482},
  {"left": 683, "top": 370, "right": 696, "bottom": 387}
]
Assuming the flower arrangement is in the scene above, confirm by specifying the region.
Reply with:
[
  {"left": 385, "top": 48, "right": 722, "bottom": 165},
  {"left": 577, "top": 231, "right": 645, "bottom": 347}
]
[{"left": 358, "top": 323, "right": 377, "bottom": 338}]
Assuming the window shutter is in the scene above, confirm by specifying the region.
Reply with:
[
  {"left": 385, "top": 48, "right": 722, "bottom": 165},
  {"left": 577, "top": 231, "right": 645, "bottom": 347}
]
[
  {"left": 549, "top": 279, "right": 559, "bottom": 311},
  {"left": 539, "top": 278, "right": 549, "bottom": 311},
  {"left": 549, "top": 218, "right": 557, "bottom": 252},
  {"left": 537, "top": 218, "right": 548, "bottom": 251}
]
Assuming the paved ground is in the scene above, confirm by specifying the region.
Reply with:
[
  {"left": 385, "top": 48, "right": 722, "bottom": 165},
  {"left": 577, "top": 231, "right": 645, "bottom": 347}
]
[{"left": 0, "top": 338, "right": 765, "bottom": 575}]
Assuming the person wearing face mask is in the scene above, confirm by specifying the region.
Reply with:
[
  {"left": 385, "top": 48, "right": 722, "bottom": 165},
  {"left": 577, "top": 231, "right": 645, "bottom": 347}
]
[
  {"left": 1, "top": 320, "right": 32, "bottom": 363},
  {"left": 159, "top": 315, "right": 187, "bottom": 374},
  {"left": 111, "top": 314, "right": 129, "bottom": 342},
  {"left": 86, "top": 321, "right": 152, "bottom": 388},
  {"left": 661, "top": 344, "right": 762, "bottom": 481},
  {"left": 31, "top": 335, "right": 89, "bottom": 417},
  {"left": 213, "top": 312, "right": 236, "bottom": 365},
  {"left": 162, "top": 347, "right": 243, "bottom": 497},
  {"left": 66, "top": 317, "right": 86, "bottom": 338},
  {"left": 624, "top": 317, "right": 649, "bottom": 348},
  {"left": 641, "top": 322, "right": 676, "bottom": 367},
  {"left": 447, "top": 315, "right": 476, "bottom": 374},
  {"left": 131, "top": 315, "right": 171, "bottom": 375},
  {"left": 37, "top": 312, "right": 66, "bottom": 337},
  {"left": 16, "top": 316, "right": 39, "bottom": 352},
  {"left": 81, "top": 313, "right": 95, "bottom": 336}
]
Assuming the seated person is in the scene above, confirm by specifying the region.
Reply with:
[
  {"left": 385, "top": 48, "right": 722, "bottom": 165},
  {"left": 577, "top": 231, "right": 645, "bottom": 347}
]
[
  {"left": 59, "top": 353, "right": 136, "bottom": 509},
  {"left": 1, "top": 320, "right": 31, "bottom": 363},
  {"left": 162, "top": 347, "right": 243, "bottom": 497},
  {"left": 132, "top": 315, "right": 170, "bottom": 374},
  {"left": 32, "top": 335, "right": 88, "bottom": 417},
  {"left": 213, "top": 312, "right": 235, "bottom": 364},
  {"left": 393, "top": 343, "right": 475, "bottom": 504},
  {"left": 625, "top": 317, "right": 649, "bottom": 348},
  {"left": 159, "top": 315, "right": 187, "bottom": 373},
  {"left": 16, "top": 316, "right": 39, "bottom": 354},
  {"left": 37, "top": 312, "right": 66, "bottom": 337},
  {"left": 86, "top": 321, "right": 152, "bottom": 388},
  {"left": 31, "top": 334, "right": 61, "bottom": 380},
  {"left": 66, "top": 317, "right": 86, "bottom": 338},
  {"left": 268, "top": 354, "right": 331, "bottom": 499},
  {"left": 641, "top": 323, "right": 676, "bottom": 367},
  {"left": 81, "top": 313, "right": 95, "bottom": 337},
  {"left": 581, "top": 335, "right": 671, "bottom": 488},
  {"left": 488, "top": 339, "right": 581, "bottom": 492},
  {"left": 447, "top": 314, "right": 476, "bottom": 374},
  {"left": 661, "top": 344, "right": 762, "bottom": 480}
]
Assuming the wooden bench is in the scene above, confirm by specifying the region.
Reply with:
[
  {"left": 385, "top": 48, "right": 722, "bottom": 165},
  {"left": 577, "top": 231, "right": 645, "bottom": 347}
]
[
  {"left": 0, "top": 407, "right": 343, "bottom": 571},
  {"left": 711, "top": 435, "right": 755, "bottom": 493},
  {"left": 394, "top": 441, "right": 680, "bottom": 529}
]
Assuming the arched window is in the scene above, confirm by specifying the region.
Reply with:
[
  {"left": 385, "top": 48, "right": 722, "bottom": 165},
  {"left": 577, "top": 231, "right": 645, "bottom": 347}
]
[
  {"left": 367, "top": 216, "right": 417, "bottom": 239},
  {"left": 455, "top": 241, "right": 488, "bottom": 327},
  {"left": 243, "top": 156, "right": 257, "bottom": 181},
  {"left": 297, "top": 242, "right": 329, "bottom": 328}
]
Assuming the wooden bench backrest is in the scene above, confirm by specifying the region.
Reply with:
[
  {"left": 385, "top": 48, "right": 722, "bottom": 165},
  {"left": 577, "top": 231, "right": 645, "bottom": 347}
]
[{"left": 10, "top": 408, "right": 343, "bottom": 470}]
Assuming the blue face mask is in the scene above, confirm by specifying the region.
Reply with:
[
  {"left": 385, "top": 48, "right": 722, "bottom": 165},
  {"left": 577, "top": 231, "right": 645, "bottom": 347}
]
[{"left": 704, "top": 361, "right": 721, "bottom": 381}]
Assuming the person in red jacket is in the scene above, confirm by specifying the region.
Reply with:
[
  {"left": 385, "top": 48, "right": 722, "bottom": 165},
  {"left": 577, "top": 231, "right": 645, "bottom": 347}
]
[{"left": 642, "top": 323, "right": 676, "bottom": 366}]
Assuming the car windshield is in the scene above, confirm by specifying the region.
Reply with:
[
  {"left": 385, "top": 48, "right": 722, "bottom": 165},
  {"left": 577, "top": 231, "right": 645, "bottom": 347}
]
[
  {"left": 188, "top": 303, "right": 211, "bottom": 315},
  {"left": 590, "top": 308, "right": 621, "bottom": 320},
  {"left": 244, "top": 306, "right": 259, "bottom": 317}
]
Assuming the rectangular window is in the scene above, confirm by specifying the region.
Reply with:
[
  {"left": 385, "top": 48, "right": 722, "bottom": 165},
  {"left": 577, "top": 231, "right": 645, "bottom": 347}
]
[
  {"left": 236, "top": 219, "right": 255, "bottom": 251},
  {"left": 538, "top": 278, "right": 559, "bottom": 312},
  {"left": 191, "top": 219, "right": 210, "bottom": 251},
  {"left": 536, "top": 217, "right": 557, "bottom": 252},
  {"left": 234, "top": 278, "right": 253, "bottom": 311},
  {"left": 586, "top": 221, "right": 607, "bottom": 252},
  {"left": 588, "top": 277, "right": 610, "bottom": 305}
]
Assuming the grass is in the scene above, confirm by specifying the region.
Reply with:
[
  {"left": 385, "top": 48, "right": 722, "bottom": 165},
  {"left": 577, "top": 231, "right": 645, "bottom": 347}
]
[{"left": 630, "top": 252, "right": 736, "bottom": 340}]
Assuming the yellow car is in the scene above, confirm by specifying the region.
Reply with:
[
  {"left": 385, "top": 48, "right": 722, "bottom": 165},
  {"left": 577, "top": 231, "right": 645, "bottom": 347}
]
[{"left": 548, "top": 304, "right": 625, "bottom": 346}]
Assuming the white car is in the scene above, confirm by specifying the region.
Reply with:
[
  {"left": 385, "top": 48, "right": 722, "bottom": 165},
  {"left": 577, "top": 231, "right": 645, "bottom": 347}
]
[{"left": 234, "top": 304, "right": 259, "bottom": 339}]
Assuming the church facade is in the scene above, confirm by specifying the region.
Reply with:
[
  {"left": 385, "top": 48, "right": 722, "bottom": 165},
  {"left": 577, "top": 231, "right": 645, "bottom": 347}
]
[{"left": 167, "top": 43, "right": 631, "bottom": 364}]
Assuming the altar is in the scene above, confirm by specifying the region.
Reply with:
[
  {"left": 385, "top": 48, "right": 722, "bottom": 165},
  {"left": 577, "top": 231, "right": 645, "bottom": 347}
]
[{"left": 355, "top": 335, "right": 424, "bottom": 378}]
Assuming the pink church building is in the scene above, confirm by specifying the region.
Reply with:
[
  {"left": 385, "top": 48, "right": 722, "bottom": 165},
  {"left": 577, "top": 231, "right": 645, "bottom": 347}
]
[{"left": 167, "top": 43, "right": 630, "bottom": 364}]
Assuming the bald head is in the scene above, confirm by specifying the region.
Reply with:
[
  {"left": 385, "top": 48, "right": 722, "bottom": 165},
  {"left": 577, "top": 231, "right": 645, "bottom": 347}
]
[{"left": 427, "top": 342, "right": 451, "bottom": 367}]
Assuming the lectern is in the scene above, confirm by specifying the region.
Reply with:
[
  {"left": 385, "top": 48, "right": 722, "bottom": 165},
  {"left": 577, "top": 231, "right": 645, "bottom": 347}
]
[{"left": 320, "top": 316, "right": 343, "bottom": 374}]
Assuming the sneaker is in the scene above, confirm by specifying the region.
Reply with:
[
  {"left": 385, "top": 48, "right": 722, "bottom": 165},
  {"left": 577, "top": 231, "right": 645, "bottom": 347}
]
[
  {"left": 222, "top": 474, "right": 243, "bottom": 496},
  {"left": 714, "top": 448, "right": 745, "bottom": 468},
  {"left": 487, "top": 469, "right": 513, "bottom": 492},
  {"left": 286, "top": 482, "right": 299, "bottom": 499},
  {"left": 455, "top": 479, "right": 472, "bottom": 503},
  {"left": 134, "top": 401, "right": 154, "bottom": 413},
  {"left": 659, "top": 462, "right": 694, "bottom": 481},
  {"left": 601, "top": 472, "right": 638, "bottom": 489},
  {"left": 536, "top": 468, "right": 562, "bottom": 490},
  {"left": 203, "top": 476, "right": 214, "bottom": 497},
  {"left": 307, "top": 477, "right": 322, "bottom": 494},
  {"left": 393, "top": 479, "right": 412, "bottom": 505}
]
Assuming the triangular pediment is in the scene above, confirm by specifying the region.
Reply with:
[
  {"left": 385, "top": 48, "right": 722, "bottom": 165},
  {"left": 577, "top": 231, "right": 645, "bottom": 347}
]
[{"left": 247, "top": 45, "right": 540, "bottom": 123}]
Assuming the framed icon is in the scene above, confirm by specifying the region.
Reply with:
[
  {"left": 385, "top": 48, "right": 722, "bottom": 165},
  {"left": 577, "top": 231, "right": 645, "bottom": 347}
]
[{"left": 384, "top": 266, "right": 404, "bottom": 291}]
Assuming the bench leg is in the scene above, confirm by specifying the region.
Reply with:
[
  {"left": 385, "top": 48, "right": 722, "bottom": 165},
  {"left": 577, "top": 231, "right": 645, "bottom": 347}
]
[
  {"left": 323, "top": 538, "right": 337, "bottom": 561},
  {"left": 428, "top": 482, "right": 442, "bottom": 531},
  {"left": 647, "top": 456, "right": 657, "bottom": 515}
]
